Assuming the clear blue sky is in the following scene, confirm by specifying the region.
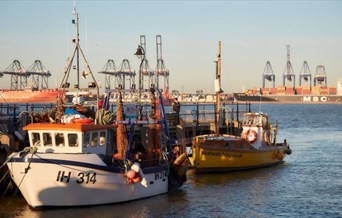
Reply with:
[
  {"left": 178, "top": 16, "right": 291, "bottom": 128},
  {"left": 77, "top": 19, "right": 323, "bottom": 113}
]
[{"left": 1, "top": 0, "right": 341, "bottom": 94}]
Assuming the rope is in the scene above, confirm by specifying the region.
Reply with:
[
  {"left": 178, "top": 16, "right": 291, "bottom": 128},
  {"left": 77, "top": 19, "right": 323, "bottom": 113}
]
[
  {"left": 0, "top": 170, "right": 8, "bottom": 184},
  {"left": 8, "top": 148, "right": 37, "bottom": 204},
  {"left": 2, "top": 178, "right": 14, "bottom": 197}
]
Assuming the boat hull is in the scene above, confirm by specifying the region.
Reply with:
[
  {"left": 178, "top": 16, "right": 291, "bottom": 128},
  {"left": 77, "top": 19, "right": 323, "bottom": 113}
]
[
  {"left": 234, "top": 93, "right": 342, "bottom": 104},
  {"left": 0, "top": 89, "right": 61, "bottom": 104},
  {"left": 7, "top": 153, "right": 169, "bottom": 207},
  {"left": 190, "top": 135, "right": 289, "bottom": 173},
  {"left": 191, "top": 147, "right": 286, "bottom": 173}
]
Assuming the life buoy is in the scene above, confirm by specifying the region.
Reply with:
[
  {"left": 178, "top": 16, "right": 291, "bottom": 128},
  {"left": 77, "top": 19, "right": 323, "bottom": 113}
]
[
  {"left": 70, "top": 118, "right": 94, "bottom": 124},
  {"left": 245, "top": 129, "right": 257, "bottom": 143}
]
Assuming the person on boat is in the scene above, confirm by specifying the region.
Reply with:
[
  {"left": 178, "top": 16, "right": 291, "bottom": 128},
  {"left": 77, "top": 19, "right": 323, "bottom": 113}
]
[
  {"left": 171, "top": 98, "right": 180, "bottom": 113},
  {"left": 72, "top": 95, "right": 85, "bottom": 105},
  {"left": 95, "top": 100, "right": 114, "bottom": 125},
  {"left": 171, "top": 98, "right": 181, "bottom": 124}
]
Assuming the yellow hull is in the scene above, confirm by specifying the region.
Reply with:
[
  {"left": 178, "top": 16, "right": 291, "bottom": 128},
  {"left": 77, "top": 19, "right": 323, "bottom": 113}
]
[{"left": 190, "top": 135, "right": 289, "bottom": 173}]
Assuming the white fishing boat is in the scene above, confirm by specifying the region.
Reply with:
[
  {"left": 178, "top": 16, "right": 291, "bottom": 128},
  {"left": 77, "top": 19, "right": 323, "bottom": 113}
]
[{"left": 6, "top": 7, "right": 188, "bottom": 208}]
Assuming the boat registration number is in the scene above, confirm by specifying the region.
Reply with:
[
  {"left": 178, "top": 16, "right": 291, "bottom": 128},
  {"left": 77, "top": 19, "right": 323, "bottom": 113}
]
[
  {"left": 56, "top": 170, "right": 97, "bottom": 184},
  {"left": 155, "top": 170, "right": 166, "bottom": 180},
  {"left": 202, "top": 150, "right": 242, "bottom": 158}
]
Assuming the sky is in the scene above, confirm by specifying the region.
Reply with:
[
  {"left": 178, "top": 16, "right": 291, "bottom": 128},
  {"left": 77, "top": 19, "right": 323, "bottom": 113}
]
[{"left": 0, "top": 0, "right": 341, "bottom": 94}]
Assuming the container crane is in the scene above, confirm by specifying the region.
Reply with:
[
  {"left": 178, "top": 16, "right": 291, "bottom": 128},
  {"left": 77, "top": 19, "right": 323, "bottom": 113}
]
[
  {"left": 262, "top": 61, "right": 275, "bottom": 88},
  {"left": 2, "top": 60, "right": 28, "bottom": 89},
  {"left": 299, "top": 61, "right": 312, "bottom": 89},
  {"left": 314, "top": 65, "right": 327, "bottom": 86},
  {"left": 98, "top": 59, "right": 118, "bottom": 90},
  {"left": 282, "top": 45, "right": 295, "bottom": 88},
  {"left": 26, "top": 60, "right": 51, "bottom": 89},
  {"left": 155, "top": 35, "right": 170, "bottom": 99}
]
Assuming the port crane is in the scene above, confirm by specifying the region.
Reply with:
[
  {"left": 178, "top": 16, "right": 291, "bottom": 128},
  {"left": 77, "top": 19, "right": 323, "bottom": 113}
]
[
  {"left": 314, "top": 65, "right": 327, "bottom": 86},
  {"left": 98, "top": 59, "right": 118, "bottom": 90},
  {"left": 116, "top": 59, "right": 136, "bottom": 90},
  {"left": 139, "top": 35, "right": 155, "bottom": 90},
  {"left": 283, "top": 45, "right": 295, "bottom": 88},
  {"left": 299, "top": 61, "right": 312, "bottom": 90},
  {"left": 155, "top": 35, "right": 170, "bottom": 98},
  {"left": 26, "top": 60, "right": 52, "bottom": 89},
  {"left": 262, "top": 61, "right": 275, "bottom": 88}
]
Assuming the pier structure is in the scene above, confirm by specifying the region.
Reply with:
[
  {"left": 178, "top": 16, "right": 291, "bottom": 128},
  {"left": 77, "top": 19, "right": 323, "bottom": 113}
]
[
  {"left": 155, "top": 35, "right": 170, "bottom": 98},
  {"left": 299, "top": 61, "right": 312, "bottom": 89},
  {"left": 262, "top": 61, "right": 275, "bottom": 88},
  {"left": 313, "top": 65, "right": 327, "bottom": 87},
  {"left": 282, "top": 45, "right": 295, "bottom": 88},
  {"left": 139, "top": 35, "right": 155, "bottom": 89}
]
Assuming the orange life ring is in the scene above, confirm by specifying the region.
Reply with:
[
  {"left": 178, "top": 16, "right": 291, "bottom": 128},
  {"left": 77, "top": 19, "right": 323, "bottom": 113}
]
[
  {"left": 245, "top": 129, "right": 257, "bottom": 143},
  {"left": 70, "top": 118, "right": 94, "bottom": 124}
]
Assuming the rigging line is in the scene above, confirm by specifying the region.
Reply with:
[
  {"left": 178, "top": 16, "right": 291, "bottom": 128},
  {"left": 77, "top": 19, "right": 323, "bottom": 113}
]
[
  {"left": 0, "top": 152, "right": 17, "bottom": 170},
  {"left": 0, "top": 170, "right": 9, "bottom": 184},
  {"left": 8, "top": 151, "right": 35, "bottom": 205},
  {"left": 2, "top": 178, "right": 14, "bottom": 197}
]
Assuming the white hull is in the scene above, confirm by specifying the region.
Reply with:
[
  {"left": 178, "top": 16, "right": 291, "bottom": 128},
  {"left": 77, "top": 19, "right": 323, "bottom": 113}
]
[{"left": 7, "top": 153, "right": 169, "bottom": 207}]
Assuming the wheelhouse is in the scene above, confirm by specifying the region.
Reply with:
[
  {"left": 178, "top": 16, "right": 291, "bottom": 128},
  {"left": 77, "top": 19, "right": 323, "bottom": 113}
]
[
  {"left": 242, "top": 113, "right": 269, "bottom": 128},
  {"left": 23, "top": 123, "right": 114, "bottom": 154}
]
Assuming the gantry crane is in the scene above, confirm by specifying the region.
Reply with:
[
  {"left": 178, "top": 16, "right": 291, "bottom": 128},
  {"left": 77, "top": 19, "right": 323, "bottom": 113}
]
[
  {"left": 155, "top": 35, "right": 170, "bottom": 98},
  {"left": 2, "top": 60, "right": 28, "bottom": 89},
  {"left": 314, "top": 65, "right": 327, "bottom": 86},
  {"left": 262, "top": 61, "right": 275, "bottom": 88},
  {"left": 98, "top": 59, "right": 118, "bottom": 90},
  {"left": 26, "top": 60, "right": 52, "bottom": 89},
  {"left": 139, "top": 35, "right": 155, "bottom": 89},
  {"left": 116, "top": 59, "right": 136, "bottom": 90},
  {"left": 299, "top": 61, "right": 312, "bottom": 89},
  {"left": 283, "top": 45, "right": 295, "bottom": 88}
]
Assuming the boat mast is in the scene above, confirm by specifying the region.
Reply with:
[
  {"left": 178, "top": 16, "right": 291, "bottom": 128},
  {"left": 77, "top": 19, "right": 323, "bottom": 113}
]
[
  {"left": 75, "top": 7, "right": 80, "bottom": 88},
  {"left": 57, "top": 3, "right": 99, "bottom": 112},
  {"left": 215, "top": 41, "right": 222, "bottom": 135}
]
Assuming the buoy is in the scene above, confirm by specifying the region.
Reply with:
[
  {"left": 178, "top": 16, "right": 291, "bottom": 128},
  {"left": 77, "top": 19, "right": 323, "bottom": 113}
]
[
  {"left": 70, "top": 118, "right": 94, "bottom": 124},
  {"left": 130, "top": 163, "right": 148, "bottom": 187},
  {"left": 126, "top": 169, "right": 136, "bottom": 179},
  {"left": 276, "top": 151, "right": 284, "bottom": 160}
]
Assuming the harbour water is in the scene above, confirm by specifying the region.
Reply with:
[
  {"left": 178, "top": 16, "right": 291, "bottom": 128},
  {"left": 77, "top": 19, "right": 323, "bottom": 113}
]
[{"left": 0, "top": 104, "right": 341, "bottom": 217}]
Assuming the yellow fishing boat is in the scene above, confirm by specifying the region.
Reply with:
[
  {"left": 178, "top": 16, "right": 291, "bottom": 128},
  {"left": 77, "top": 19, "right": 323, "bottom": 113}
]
[
  {"left": 189, "top": 41, "right": 292, "bottom": 173},
  {"left": 190, "top": 112, "right": 292, "bottom": 173}
]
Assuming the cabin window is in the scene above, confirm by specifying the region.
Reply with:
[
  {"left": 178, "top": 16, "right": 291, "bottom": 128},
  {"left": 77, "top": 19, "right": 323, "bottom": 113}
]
[
  {"left": 83, "top": 132, "right": 90, "bottom": 147},
  {"left": 262, "top": 117, "right": 268, "bottom": 128},
  {"left": 243, "top": 116, "right": 253, "bottom": 125},
  {"left": 43, "top": 133, "right": 53, "bottom": 147},
  {"left": 253, "top": 116, "right": 262, "bottom": 126},
  {"left": 55, "top": 133, "right": 65, "bottom": 146},
  {"left": 68, "top": 133, "right": 78, "bottom": 147},
  {"left": 91, "top": 132, "right": 98, "bottom": 147},
  {"left": 99, "top": 131, "right": 106, "bottom": 146},
  {"left": 32, "top": 132, "right": 41, "bottom": 147}
]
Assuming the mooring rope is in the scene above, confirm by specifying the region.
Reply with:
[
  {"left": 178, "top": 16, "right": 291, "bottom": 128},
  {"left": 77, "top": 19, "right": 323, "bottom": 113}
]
[{"left": 8, "top": 147, "right": 37, "bottom": 204}]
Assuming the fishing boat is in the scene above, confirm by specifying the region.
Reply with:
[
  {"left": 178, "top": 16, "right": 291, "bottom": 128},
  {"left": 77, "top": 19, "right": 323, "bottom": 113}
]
[
  {"left": 5, "top": 7, "right": 188, "bottom": 208},
  {"left": 189, "top": 41, "right": 292, "bottom": 173}
]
